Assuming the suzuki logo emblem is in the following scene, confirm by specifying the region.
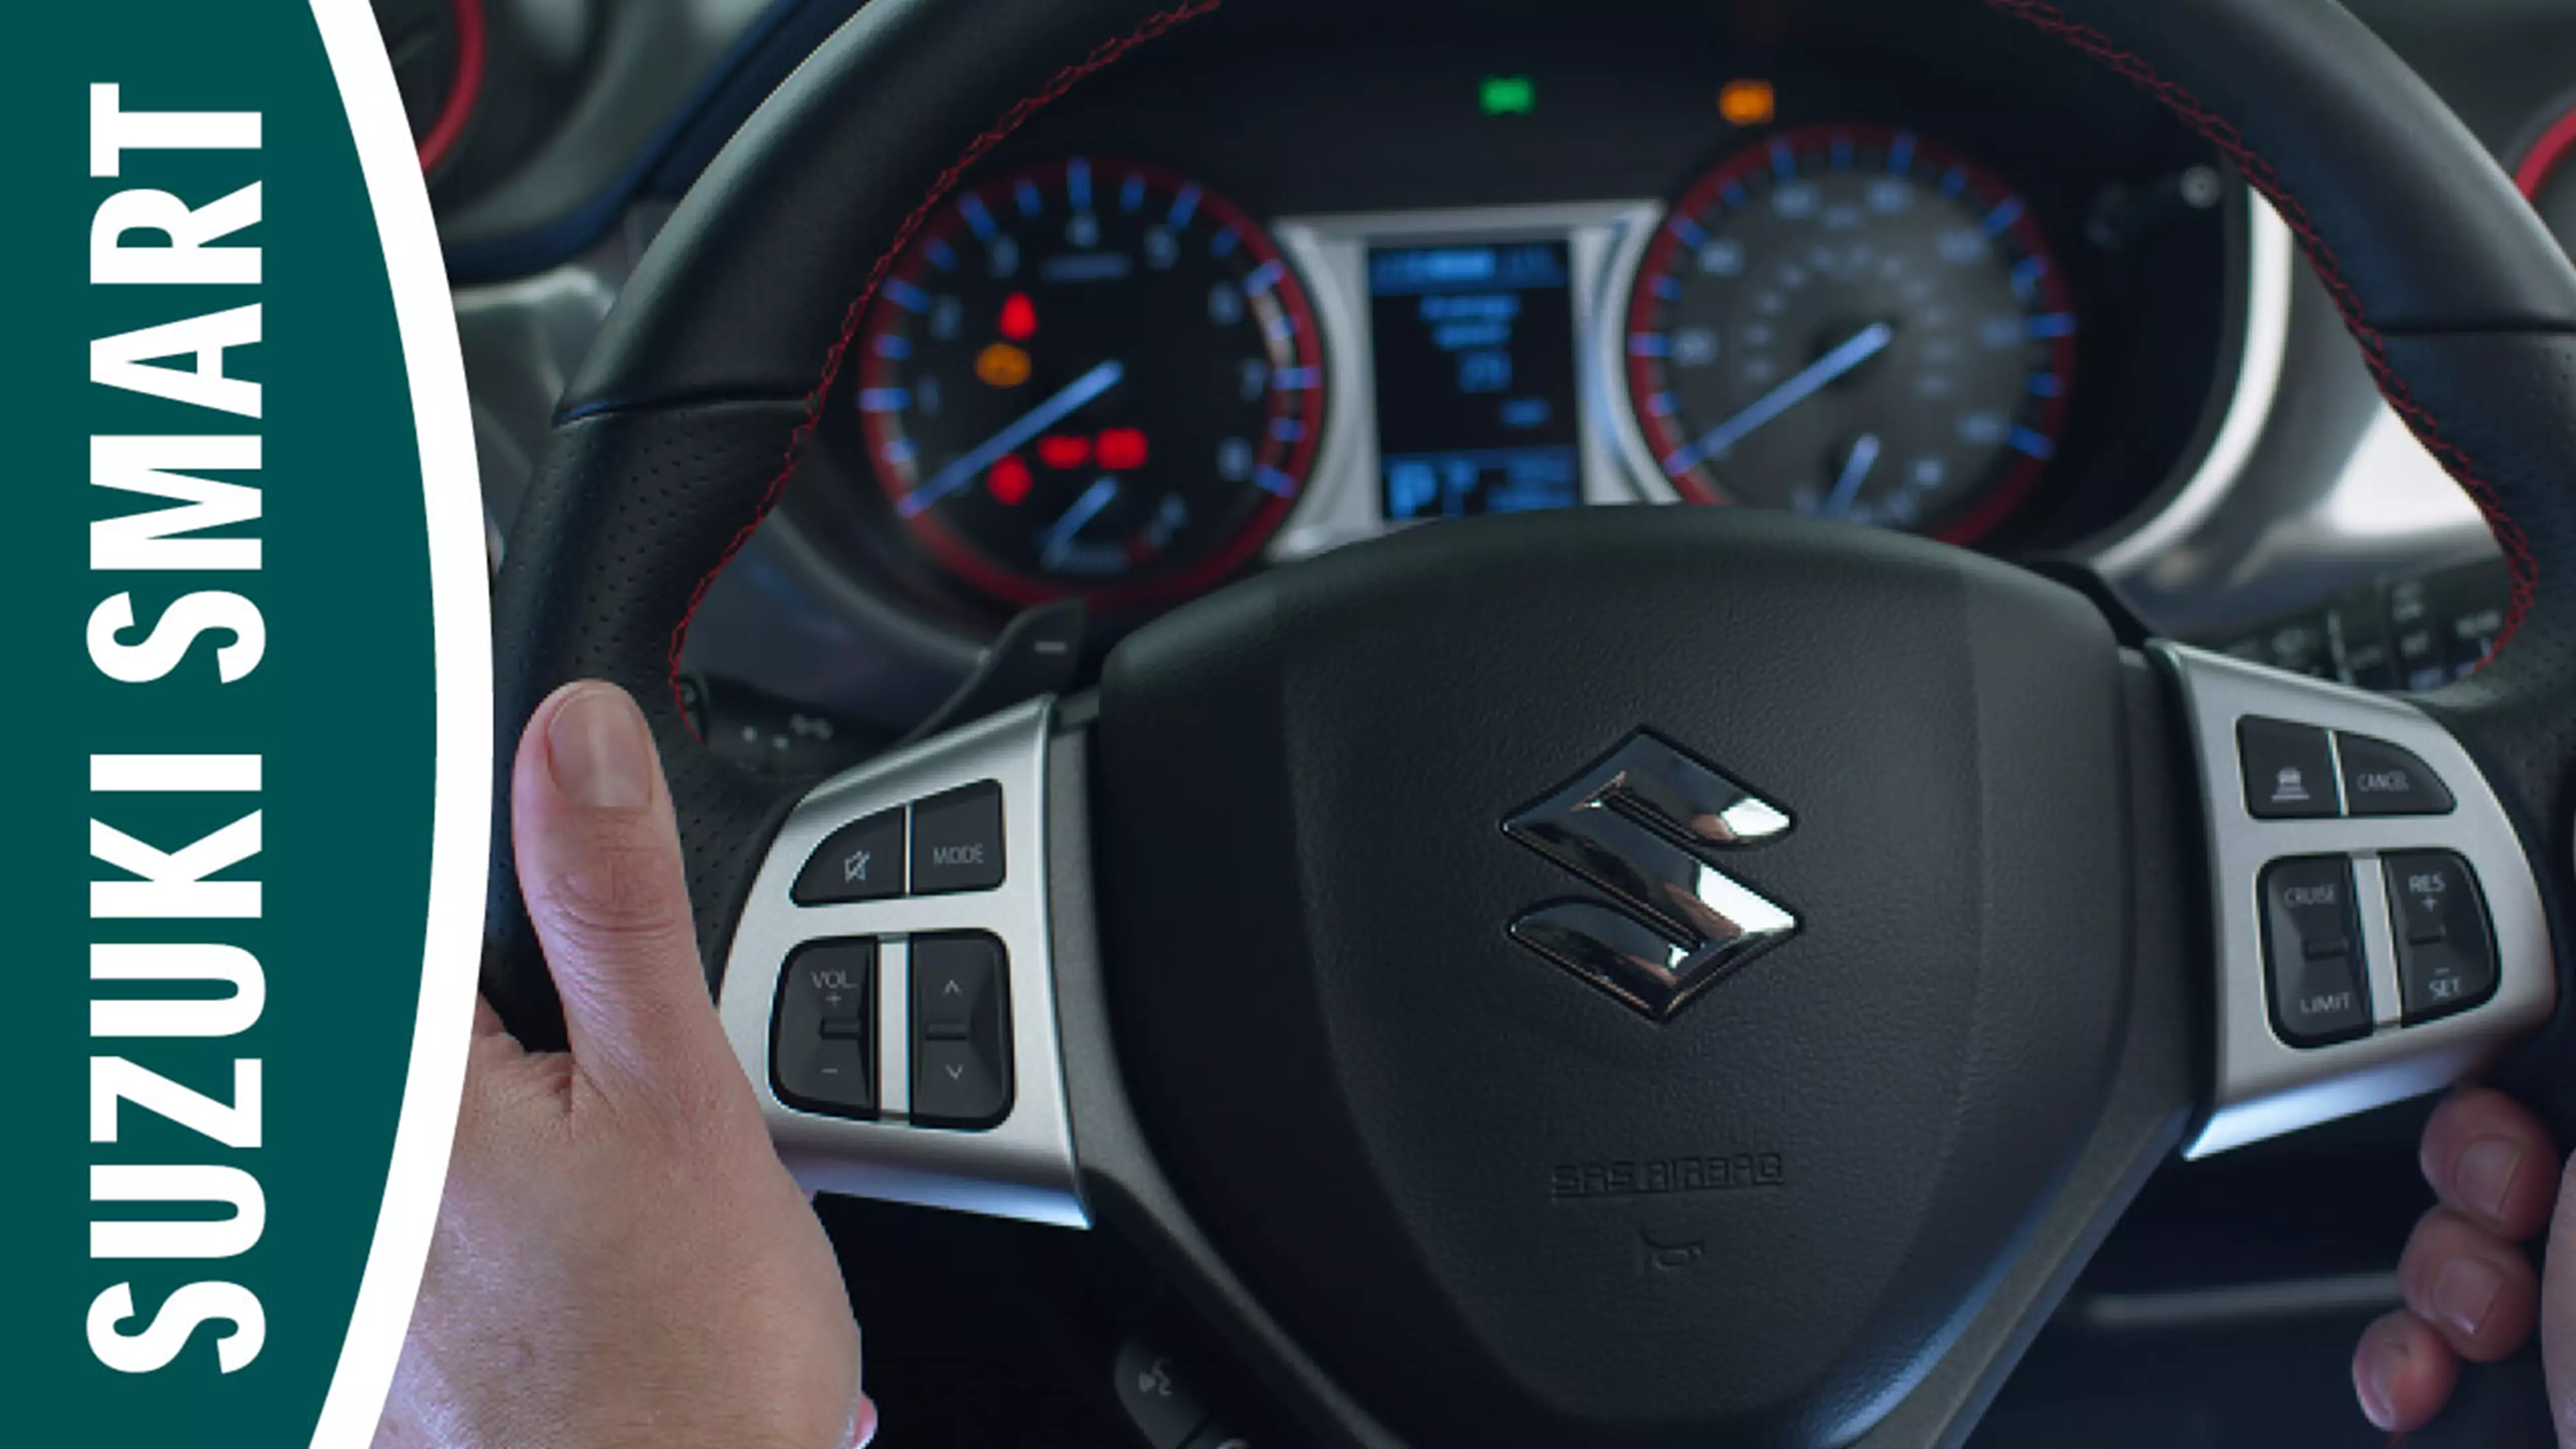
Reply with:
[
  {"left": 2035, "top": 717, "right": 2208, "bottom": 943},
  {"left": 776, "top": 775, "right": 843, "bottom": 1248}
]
[{"left": 1502, "top": 731, "right": 1800, "bottom": 1020}]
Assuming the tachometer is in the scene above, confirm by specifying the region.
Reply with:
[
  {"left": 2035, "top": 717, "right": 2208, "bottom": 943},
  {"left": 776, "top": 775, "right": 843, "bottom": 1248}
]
[
  {"left": 851, "top": 159, "right": 1325, "bottom": 608},
  {"left": 1625, "top": 126, "right": 2075, "bottom": 541}
]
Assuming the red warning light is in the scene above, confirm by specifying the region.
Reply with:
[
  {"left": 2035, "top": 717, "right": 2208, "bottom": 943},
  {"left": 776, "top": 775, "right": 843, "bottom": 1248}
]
[
  {"left": 988, "top": 453, "right": 1032, "bottom": 504},
  {"left": 1036, "top": 434, "right": 1092, "bottom": 470},
  {"left": 999, "top": 292, "right": 1038, "bottom": 341},
  {"left": 1097, "top": 427, "right": 1149, "bottom": 470}
]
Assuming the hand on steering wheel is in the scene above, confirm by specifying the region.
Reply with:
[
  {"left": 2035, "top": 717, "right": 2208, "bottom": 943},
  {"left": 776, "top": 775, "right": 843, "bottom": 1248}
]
[
  {"left": 2357, "top": 1091, "right": 2570, "bottom": 1436},
  {"left": 378, "top": 683, "right": 875, "bottom": 1449}
]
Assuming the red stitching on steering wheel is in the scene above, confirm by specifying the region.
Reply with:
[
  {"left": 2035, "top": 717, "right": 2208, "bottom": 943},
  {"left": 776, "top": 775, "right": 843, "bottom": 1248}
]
[
  {"left": 666, "top": 0, "right": 1228, "bottom": 733},
  {"left": 1980, "top": 0, "right": 2538, "bottom": 667}
]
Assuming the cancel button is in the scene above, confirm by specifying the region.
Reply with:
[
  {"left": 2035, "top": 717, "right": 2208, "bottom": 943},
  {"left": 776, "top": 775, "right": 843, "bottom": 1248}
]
[
  {"left": 2336, "top": 733, "right": 2455, "bottom": 817},
  {"left": 913, "top": 780, "right": 1006, "bottom": 894}
]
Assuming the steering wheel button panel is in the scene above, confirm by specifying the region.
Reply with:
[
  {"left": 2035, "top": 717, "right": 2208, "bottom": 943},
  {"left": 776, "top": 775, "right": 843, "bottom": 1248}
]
[
  {"left": 2155, "top": 645, "right": 2554, "bottom": 1157},
  {"left": 2235, "top": 716, "right": 2339, "bottom": 819},
  {"left": 2337, "top": 733, "right": 2457, "bottom": 817},
  {"left": 772, "top": 939, "right": 879, "bottom": 1116},
  {"left": 793, "top": 806, "right": 906, "bottom": 905},
  {"left": 2257, "top": 857, "right": 2371, "bottom": 1046},
  {"left": 718, "top": 700, "right": 1083, "bottom": 1226},
  {"left": 2384, "top": 851, "right": 2500, "bottom": 1023},
  {"left": 912, "top": 780, "right": 1006, "bottom": 894}
]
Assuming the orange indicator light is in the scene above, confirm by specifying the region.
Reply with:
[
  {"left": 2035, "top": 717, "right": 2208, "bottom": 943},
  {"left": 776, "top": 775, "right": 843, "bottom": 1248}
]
[
  {"left": 1719, "top": 79, "right": 1776, "bottom": 127},
  {"left": 975, "top": 342, "right": 1031, "bottom": 388}
]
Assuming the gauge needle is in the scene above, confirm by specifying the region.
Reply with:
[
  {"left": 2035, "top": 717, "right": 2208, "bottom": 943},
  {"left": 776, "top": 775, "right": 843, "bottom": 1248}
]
[
  {"left": 1664, "top": 321, "right": 1895, "bottom": 476},
  {"left": 1822, "top": 433, "right": 1882, "bottom": 519},
  {"left": 898, "top": 359, "right": 1126, "bottom": 518},
  {"left": 1038, "top": 477, "right": 1121, "bottom": 569}
]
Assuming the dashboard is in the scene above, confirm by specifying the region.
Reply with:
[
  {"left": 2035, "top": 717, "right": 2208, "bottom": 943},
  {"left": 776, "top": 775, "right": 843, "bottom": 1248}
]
[
  {"left": 782, "top": 1, "right": 2238, "bottom": 639},
  {"left": 433, "top": 0, "right": 2576, "bottom": 768}
]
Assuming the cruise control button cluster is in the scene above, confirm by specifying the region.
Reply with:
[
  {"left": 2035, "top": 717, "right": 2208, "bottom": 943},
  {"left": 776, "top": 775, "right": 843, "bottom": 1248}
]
[
  {"left": 790, "top": 780, "right": 1006, "bottom": 906},
  {"left": 2383, "top": 851, "right": 2498, "bottom": 1023},
  {"left": 2258, "top": 857, "right": 2371, "bottom": 1046},
  {"left": 772, "top": 940, "right": 878, "bottom": 1116},
  {"left": 2236, "top": 717, "right": 2455, "bottom": 820},
  {"left": 912, "top": 932, "right": 1013, "bottom": 1126}
]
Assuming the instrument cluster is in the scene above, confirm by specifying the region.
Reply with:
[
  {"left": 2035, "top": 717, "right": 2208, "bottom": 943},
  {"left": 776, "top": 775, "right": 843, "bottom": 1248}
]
[{"left": 792, "top": 2, "right": 2241, "bottom": 634}]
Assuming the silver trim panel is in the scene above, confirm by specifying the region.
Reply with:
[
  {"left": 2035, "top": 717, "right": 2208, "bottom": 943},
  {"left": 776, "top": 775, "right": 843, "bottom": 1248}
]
[
  {"left": 717, "top": 698, "right": 1086, "bottom": 1227},
  {"left": 2153, "top": 644, "right": 2553, "bottom": 1157}
]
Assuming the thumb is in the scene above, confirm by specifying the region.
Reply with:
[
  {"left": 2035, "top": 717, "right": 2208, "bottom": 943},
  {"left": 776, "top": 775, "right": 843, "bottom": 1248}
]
[{"left": 511, "top": 680, "right": 729, "bottom": 1094}]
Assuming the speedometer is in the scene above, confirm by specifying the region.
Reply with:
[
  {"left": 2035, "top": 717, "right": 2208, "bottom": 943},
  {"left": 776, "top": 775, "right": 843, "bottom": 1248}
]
[
  {"left": 1625, "top": 126, "right": 2076, "bottom": 541},
  {"left": 851, "top": 159, "right": 1325, "bottom": 608}
]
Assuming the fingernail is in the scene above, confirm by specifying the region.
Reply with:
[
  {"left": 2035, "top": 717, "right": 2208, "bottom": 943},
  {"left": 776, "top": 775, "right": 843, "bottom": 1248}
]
[
  {"left": 2432, "top": 1256, "right": 2504, "bottom": 1338},
  {"left": 545, "top": 686, "right": 653, "bottom": 810},
  {"left": 2360, "top": 1341, "right": 2398, "bottom": 1428},
  {"left": 2457, "top": 1136, "right": 2524, "bottom": 1222}
]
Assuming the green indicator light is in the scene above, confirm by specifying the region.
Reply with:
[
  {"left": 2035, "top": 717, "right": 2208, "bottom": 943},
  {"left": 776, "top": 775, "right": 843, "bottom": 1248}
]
[{"left": 1480, "top": 74, "right": 1536, "bottom": 116}]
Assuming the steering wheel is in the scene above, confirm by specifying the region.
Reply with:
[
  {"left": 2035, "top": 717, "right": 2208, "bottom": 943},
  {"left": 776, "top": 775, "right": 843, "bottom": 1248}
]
[{"left": 486, "top": 0, "right": 2576, "bottom": 1442}]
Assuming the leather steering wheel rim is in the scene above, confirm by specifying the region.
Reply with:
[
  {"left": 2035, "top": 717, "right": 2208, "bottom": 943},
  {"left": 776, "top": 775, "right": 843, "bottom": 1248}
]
[{"left": 486, "top": 0, "right": 2576, "bottom": 1439}]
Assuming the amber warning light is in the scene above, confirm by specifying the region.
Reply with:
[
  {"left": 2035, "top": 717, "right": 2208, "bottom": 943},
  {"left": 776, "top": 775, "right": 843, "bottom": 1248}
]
[{"left": 1719, "top": 79, "right": 1777, "bottom": 127}]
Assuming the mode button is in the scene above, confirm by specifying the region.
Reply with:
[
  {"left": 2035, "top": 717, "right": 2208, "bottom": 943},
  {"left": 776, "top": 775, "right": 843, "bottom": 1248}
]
[{"left": 912, "top": 781, "right": 1006, "bottom": 894}]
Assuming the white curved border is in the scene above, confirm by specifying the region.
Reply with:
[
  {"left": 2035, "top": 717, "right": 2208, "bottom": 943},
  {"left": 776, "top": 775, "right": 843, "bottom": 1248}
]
[{"left": 302, "top": 3, "right": 494, "bottom": 1445}]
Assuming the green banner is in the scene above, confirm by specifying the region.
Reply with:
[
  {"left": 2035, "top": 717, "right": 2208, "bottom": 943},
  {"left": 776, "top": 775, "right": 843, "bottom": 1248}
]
[{"left": 1, "top": 2, "right": 488, "bottom": 1444}]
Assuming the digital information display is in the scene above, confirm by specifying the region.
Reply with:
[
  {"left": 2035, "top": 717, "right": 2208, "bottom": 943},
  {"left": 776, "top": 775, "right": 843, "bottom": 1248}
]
[{"left": 1368, "top": 240, "right": 1584, "bottom": 520}]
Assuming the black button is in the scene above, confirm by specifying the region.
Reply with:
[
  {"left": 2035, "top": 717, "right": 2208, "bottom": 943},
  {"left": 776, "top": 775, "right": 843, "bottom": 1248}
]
[
  {"left": 912, "top": 782, "right": 1005, "bottom": 894},
  {"left": 2259, "top": 857, "right": 2371, "bottom": 1046},
  {"left": 1112, "top": 1340, "right": 1212, "bottom": 1449},
  {"left": 773, "top": 940, "right": 876, "bottom": 1116},
  {"left": 2383, "top": 851, "right": 2498, "bottom": 1024},
  {"left": 913, "top": 933, "right": 1000, "bottom": 1040},
  {"left": 1181, "top": 1426, "right": 1254, "bottom": 1449},
  {"left": 793, "top": 808, "right": 906, "bottom": 905},
  {"left": 914, "top": 1041, "right": 1010, "bottom": 1126},
  {"left": 2239, "top": 718, "right": 2339, "bottom": 819},
  {"left": 911, "top": 932, "right": 1012, "bottom": 1127},
  {"left": 2335, "top": 733, "right": 2455, "bottom": 817}
]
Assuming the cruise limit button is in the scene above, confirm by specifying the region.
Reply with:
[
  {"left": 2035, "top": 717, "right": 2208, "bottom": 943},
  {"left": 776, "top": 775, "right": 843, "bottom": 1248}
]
[{"left": 2259, "top": 856, "right": 2371, "bottom": 1047}]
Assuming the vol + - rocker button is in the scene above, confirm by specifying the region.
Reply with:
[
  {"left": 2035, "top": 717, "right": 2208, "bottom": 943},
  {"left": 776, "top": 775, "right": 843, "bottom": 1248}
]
[{"left": 772, "top": 939, "right": 877, "bottom": 1116}]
